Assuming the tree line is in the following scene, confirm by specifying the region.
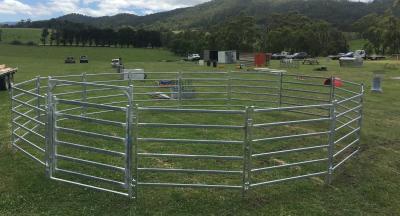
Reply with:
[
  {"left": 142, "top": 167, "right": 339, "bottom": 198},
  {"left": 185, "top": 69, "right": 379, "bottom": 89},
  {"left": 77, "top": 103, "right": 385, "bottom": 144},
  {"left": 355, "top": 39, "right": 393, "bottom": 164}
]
[
  {"left": 40, "top": 21, "right": 161, "bottom": 48},
  {"left": 165, "top": 13, "right": 348, "bottom": 57}
]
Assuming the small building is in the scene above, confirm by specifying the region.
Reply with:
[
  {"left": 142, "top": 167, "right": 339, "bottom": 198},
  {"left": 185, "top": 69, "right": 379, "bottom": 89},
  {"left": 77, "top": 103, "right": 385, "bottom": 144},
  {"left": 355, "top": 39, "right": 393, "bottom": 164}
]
[
  {"left": 203, "top": 50, "right": 218, "bottom": 62},
  {"left": 218, "top": 51, "right": 237, "bottom": 64}
]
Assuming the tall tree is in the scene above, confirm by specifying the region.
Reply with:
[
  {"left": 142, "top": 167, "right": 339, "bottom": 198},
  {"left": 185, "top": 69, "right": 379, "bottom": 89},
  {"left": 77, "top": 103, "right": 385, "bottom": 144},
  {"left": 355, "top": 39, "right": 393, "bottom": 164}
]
[{"left": 40, "top": 28, "right": 49, "bottom": 45}]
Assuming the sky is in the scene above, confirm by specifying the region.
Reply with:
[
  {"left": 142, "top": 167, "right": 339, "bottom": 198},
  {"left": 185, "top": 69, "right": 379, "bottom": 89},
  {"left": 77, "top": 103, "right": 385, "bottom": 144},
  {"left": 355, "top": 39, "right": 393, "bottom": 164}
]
[
  {"left": 0, "top": 0, "right": 371, "bottom": 22},
  {"left": 0, "top": 0, "right": 211, "bottom": 22}
]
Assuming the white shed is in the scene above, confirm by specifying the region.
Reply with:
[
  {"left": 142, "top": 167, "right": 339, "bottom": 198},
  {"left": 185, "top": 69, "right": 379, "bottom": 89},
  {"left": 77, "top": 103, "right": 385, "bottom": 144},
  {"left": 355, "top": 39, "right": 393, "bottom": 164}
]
[{"left": 218, "top": 51, "right": 237, "bottom": 64}]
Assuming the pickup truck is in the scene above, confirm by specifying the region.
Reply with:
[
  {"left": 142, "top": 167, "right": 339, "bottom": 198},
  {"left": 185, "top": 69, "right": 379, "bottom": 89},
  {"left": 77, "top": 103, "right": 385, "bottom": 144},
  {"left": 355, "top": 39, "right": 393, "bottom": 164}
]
[{"left": 0, "top": 65, "right": 17, "bottom": 91}]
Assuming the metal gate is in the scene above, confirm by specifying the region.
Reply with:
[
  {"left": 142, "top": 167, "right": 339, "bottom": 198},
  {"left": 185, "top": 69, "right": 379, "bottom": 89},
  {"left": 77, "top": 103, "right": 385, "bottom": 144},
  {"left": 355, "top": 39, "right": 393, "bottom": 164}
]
[{"left": 46, "top": 78, "right": 135, "bottom": 198}]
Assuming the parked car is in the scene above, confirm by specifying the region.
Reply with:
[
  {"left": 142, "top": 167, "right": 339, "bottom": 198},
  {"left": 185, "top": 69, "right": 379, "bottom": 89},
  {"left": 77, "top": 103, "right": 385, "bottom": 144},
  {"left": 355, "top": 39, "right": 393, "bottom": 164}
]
[
  {"left": 64, "top": 56, "right": 76, "bottom": 64},
  {"left": 80, "top": 56, "right": 89, "bottom": 63},
  {"left": 187, "top": 54, "right": 201, "bottom": 61},
  {"left": 272, "top": 51, "right": 290, "bottom": 60},
  {"left": 287, "top": 52, "right": 308, "bottom": 59},
  {"left": 328, "top": 53, "right": 346, "bottom": 60},
  {"left": 111, "top": 58, "right": 122, "bottom": 68}
]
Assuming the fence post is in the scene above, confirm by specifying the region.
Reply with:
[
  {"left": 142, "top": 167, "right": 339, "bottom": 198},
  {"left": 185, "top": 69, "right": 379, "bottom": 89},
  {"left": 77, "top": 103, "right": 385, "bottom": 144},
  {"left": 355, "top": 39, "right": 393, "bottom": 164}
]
[
  {"left": 45, "top": 77, "right": 56, "bottom": 178},
  {"left": 356, "top": 84, "right": 365, "bottom": 149},
  {"left": 242, "top": 106, "right": 254, "bottom": 196},
  {"left": 326, "top": 100, "right": 337, "bottom": 184},
  {"left": 10, "top": 82, "right": 15, "bottom": 152},
  {"left": 125, "top": 86, "right": 134, "bottom": 199},
  {"left": 278, "top": 72, "right": 283, "bottom": 107},
  {"left": 133, "top": 104, "right": 139, "bottom": 199},
  {"left": 35, "top": 76, "right": 41, "bottom": 124},
  {"left": 81, "top": 73, "right": 87, "bottom": 116},
  {"left": 178, "top": 72, "right": 183, "bottom": 108}
]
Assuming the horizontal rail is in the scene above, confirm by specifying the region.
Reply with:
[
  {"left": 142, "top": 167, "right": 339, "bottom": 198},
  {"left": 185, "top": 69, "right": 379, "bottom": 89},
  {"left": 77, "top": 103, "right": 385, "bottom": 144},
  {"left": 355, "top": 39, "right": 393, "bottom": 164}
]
[
  {"left": 56, "top": 140, "right": 125, "bottom": 157},
  {"left": 138, "top": 123, "right": 243, "bottom": 129},
  {"left": 334, "top": 138, "right": 360, "bottom": 158},
  {"left": 336, "top": 105, "right": 362, "bottom": 118},
  {"left": 282, "top": 94, "right": 330, "bottom": 103},
  {"left": 56, "top": 127, "right": 125, "bottom": 142},
  {"left": 56, "top": 113, "right": 125, "bottom": 127},
  {"left": 56, "top": 99, "right": 126, "bottom": 112},
  {"left": 282, "top": 88, "right": 330, "bottom": 95},
  {"left": 253, "top": 131, "right": 330, "bottom": 142},
  {"left": 13, "top": 78, "right": 36, "bottom": 86},
  {"left": 254, "top": 103, "right": 332, "bottom": 113},
  {"left": 231, "top": 85, "right": 278, "bottom": 90},
  {"left": 12, "top": 97, "right": 45, "bottom": 112},
  {"left": 12, "top": 143, "right": 45, "bottom": 166},
  {"left": 250, "top": 171, "right": 327, "bottom": 187},
  {"left": 138, "top": 138, "right": 243, "bottom": 145},
  {"left": 12, "top": 109, "right": 45, "bottom": 126},
  {"left": 138, "top": 168, "right": 242, "bottom": 175},
  {"left": 282, "top": 81, "right": 329, "bottom": 87},
  {"left": 138, "top": 153, "right": 243, "bottom": 160},
  {"left": 52, "top": 79, "right": 129, "bottom": 90},
  {"left": 55, "top": 168, "right": 125, "bottom": 187},
  {"left": 337, "top": 94, "right": 362, "bottom": 105},
  {"left": 138, "top": 107, "right": 245, "bottom": 114},
  {"left": 335, "top": 87, "right": 360, "bottom": 95},
  {"left": 50, "top": 177, "right": 129, "bottom": 197},
  {"left": 252, "top": 145, "right": 328, "bottom": 158},
  {"left": 333, "top": 149, "right": 359, "bottom": 170},
  {"left": 12, "top": 86, "right": 45, "bottom": 98},
  {"left": 335, "top": 116, "right": 361, "bottom": 132},
  {"left": 251, "top": 158, "right": 328, "bottom": 173},
  {"left": 334, "top": 128, "right": 360, "bottom": 144},
  {"left": 86, "top": 93, "right": 126, "bottom": 100},
  {"left": 14, "top": 133, "right": 45, "bottom": 152},
  {"left": 138, "top": 182, "right": 242, "bottom": 189},
  {"left": 253, "top": 117, "right": 330, "bottom": 128},
  {"left": 231, "top": 91, "right": 278, "bottom": 97},
  {"left": 56, "top": 154, "right": 125, "bottom": 172},
  {"left": 13, "top": 121, "right": 45, "bottom": 140}
]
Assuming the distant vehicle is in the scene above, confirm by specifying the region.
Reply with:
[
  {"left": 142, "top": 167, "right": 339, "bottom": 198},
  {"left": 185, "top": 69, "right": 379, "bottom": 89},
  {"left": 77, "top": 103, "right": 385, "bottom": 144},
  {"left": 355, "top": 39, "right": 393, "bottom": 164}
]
[
  {"left": 111, "top": 58, "right": 122, "bottom": 68},
  {"left": 80, "top": 56, "right": 89, "bottom": 63},
  {"left": 272, "top": 51, "right": 290, "bottom": 60},
  {"left": 287, "top": 52, "right": 308, "bottom": 59},
  {"left": 328, "top": 53, "right": 346, "bottom": 60},
  {"left": 368, "top": 55, "right": 386, "bottom": 61},
  {"left": 354, "top": 50, "right": 367, "bottom": 59},
  {"left": 187, "top": 54, "right": 201, "bottom": 61},
  {"left": 64, "top": 56, "right": 76, "bottom": 64}
]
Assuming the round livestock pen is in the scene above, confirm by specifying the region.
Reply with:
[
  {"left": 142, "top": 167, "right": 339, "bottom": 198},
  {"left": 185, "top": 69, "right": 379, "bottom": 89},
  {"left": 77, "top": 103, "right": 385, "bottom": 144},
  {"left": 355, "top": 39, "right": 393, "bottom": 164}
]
[{"left": 10, "top": 70, "right": 365, "bottom": 199}]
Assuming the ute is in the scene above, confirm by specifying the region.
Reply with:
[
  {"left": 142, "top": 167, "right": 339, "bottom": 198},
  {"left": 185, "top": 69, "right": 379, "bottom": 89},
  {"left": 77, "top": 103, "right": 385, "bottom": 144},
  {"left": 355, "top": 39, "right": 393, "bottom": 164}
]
[
  {"left": 187, "top": 54, "right": 201, "bottom": 61},
  {"left": 64, "top": 56, "right": 76, "bottom": 64},
  {"left": 80, "top": 56, "right": 89, "bottom": 63}
]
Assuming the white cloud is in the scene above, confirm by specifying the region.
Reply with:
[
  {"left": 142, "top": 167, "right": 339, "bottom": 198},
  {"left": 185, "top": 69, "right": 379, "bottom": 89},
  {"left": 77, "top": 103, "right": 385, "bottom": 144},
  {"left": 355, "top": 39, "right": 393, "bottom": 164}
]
[{"left": 0, "top": 0, "right": 211, "bottom": 19}]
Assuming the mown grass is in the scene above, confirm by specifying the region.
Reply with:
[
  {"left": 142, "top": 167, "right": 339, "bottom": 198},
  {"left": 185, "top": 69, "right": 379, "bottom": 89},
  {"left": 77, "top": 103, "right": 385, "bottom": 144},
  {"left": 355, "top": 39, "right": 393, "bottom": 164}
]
[
  {"left": 0, "top": 28, "right": 42, "bottom": 44},
  {"left": 1, "top": 44, "right": 400, "bottom": 215}
]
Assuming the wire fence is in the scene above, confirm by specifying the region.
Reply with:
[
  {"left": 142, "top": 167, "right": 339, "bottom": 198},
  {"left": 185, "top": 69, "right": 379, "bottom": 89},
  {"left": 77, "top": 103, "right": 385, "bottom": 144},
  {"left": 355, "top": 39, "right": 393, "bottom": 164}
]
[{"left": 10, "top": 70, "right": 364, "bottom": 199}]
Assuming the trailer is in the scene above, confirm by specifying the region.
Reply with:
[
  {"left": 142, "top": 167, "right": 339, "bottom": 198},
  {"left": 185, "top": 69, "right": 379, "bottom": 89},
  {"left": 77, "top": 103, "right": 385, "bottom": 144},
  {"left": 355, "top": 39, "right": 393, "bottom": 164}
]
[{"left": 0, "top": 65, "right": 17, "bottom": 91}]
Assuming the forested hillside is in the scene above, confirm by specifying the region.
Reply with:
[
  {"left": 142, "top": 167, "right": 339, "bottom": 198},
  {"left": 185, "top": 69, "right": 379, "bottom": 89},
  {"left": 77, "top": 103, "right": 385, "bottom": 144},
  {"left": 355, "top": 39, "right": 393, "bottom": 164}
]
[{"left": 17, "top": 0, "right": 398, "bottom": 31}]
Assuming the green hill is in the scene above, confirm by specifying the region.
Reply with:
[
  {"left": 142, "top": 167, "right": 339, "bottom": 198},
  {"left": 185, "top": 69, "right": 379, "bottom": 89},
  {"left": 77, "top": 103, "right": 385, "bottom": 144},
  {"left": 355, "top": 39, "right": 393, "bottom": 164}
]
[{"left": 29, "top": 0, "right": 396, "bottom": 30}]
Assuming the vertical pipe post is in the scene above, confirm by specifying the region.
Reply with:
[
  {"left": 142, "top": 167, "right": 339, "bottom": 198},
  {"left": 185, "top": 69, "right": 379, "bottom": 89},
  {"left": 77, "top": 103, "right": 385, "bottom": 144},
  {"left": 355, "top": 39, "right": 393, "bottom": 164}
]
[
  {"left": 178, "top": 72, "right": 182, "bottom": 108},
  {"left": 328, "top": 76, "right": 336, "bottom": 117},
  {"left": 242, "top": 106, "right": 254, "bottom": 196},
  {"left": 81, "top": 73, "right": 87, "bottom": 116},
  {"left": 356, "top": 84, "right": 365, "bottom": 149},
  {"left": 45, "top": 77, "right": 55, "bottom": 178},
  {"left": 10, "top": 81, "right": 15, "bottom": 151},
  {"left": 35, "top": 76, "right": 41, "bottom": 123},
  {"left": 133, "top": 104, "right": 139, "bottom": 199},
  {"left": 125, "top": 86, "right": 134, "bottom": 199},
  {"left": 51, "top": 95, "right": 58, "bottom": 176},
  {"left": 278, "top": 72, "right": 283, "bottom": 107},
  {"left": 326, "top": 100, "right": 337, "bottom": 184}
]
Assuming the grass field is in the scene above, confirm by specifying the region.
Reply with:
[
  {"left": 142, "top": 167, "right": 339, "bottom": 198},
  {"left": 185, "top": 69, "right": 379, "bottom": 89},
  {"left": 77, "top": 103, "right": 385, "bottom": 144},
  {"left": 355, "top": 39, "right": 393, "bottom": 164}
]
[
  {"left": 1, "top": 43, "right": 400, "bottom": 215},
  {"left": 0, "top": 28, "right": 42, "bottom": 44}
]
